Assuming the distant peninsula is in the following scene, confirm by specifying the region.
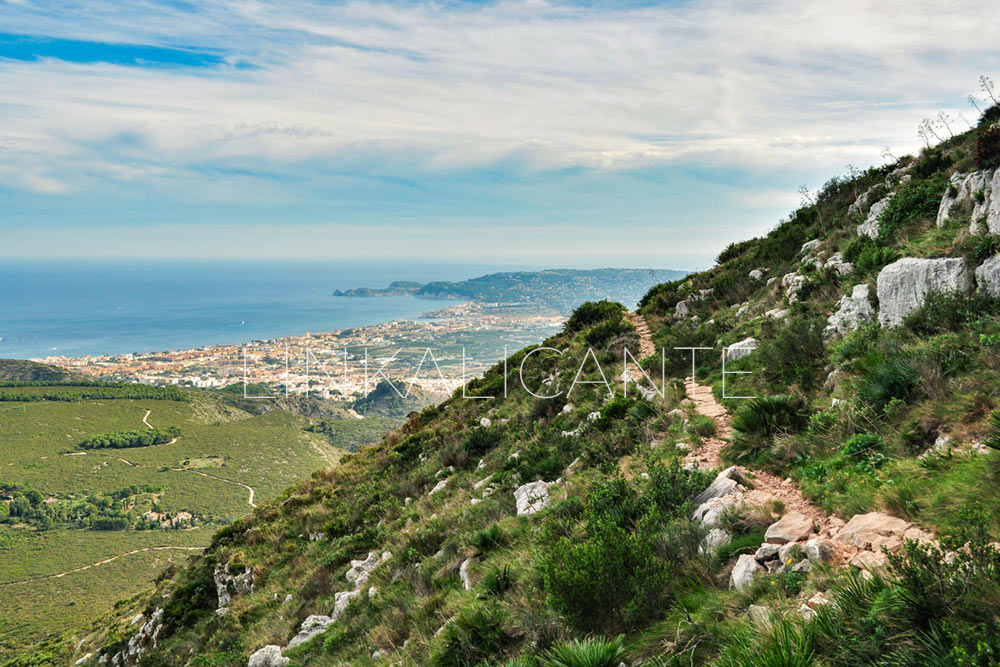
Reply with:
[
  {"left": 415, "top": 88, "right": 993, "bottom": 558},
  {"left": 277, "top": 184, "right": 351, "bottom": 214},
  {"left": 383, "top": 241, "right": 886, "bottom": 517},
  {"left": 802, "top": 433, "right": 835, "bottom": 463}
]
[{"left": 333, "top": 268, "right": 688, "bottom": 312}]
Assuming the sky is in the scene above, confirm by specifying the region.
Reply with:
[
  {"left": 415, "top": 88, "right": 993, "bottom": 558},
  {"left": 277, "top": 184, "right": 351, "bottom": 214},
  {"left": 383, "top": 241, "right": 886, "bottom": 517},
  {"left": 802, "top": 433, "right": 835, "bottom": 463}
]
[{"left": 1, "top": 0, "right": 999, "bottom": 270}]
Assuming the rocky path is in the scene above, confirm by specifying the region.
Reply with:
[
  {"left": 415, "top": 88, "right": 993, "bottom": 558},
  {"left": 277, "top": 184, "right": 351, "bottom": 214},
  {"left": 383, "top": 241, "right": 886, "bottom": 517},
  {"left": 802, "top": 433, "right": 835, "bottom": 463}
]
[
  {"left": 627, "top": 311, "right": 656, "bottom": 358},
  {"left": 142, "top": 408, "right": 154, "bottom": 429},
  {"left": 0, "top": 546, "right": 204, "bottom": 586},
  {"left": 630, "top": 313, "right": 935, "bottom": 572}
]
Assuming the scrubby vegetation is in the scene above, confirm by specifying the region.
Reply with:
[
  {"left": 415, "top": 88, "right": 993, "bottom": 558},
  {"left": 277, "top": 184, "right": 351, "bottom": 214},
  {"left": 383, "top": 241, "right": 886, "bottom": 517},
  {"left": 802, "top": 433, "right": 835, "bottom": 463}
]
[
  {"left": 18, "top": 101, "right": 1000, "bottom": 666},
  {"left": 78, "top": 426, "right": 181, "bottom": 450}
]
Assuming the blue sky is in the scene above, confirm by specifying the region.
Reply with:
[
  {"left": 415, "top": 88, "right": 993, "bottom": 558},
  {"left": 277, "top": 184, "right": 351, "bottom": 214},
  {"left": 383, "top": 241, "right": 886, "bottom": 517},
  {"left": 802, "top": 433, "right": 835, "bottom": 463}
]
[{"left": 1, "top": 0, "right": 999, "bottom": 269}]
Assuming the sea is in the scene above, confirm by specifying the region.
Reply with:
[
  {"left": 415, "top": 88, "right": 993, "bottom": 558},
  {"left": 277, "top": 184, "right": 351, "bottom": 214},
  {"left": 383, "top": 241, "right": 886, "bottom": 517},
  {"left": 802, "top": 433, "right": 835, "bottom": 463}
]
[{"left": 0, "top": 260, "right": 526, "bottom": 360}]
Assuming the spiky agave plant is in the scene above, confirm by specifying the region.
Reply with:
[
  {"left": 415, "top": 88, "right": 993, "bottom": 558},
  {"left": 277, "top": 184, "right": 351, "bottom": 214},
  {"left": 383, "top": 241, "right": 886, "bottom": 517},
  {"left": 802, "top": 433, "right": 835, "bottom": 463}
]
[{"left": 539, "top": 635, "right": 627, "bottom": 667}]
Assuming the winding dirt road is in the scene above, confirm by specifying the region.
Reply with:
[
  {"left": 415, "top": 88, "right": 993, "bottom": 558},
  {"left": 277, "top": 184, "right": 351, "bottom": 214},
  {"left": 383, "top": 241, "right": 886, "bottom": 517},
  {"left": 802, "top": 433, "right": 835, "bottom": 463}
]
[
  {"left": 0, "top": 546, "right": 205, "bottom": 586},
  {"left": 186, "top": 470, "right": 257, "bottom": 508}
]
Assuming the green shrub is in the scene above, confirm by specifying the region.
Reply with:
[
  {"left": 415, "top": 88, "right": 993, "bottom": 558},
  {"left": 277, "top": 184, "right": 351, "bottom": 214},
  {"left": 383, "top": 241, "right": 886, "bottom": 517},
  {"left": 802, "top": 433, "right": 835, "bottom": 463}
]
[
  {"left": 843, "top": 433, "right": 883, "bottom": 457},
  {"left": 983, "top": 410, "right": 1000, "bottom": 451},
  {"left": 856, "top": 355, "right": 918, "bottom": 412},
  {"left": 539, "top": 635, "right": 626, "bottom": 667},
  {"left": 478, "top": 564, "right": 514, "bottom": 599},
  {"left": 855, "top": 245, "right": 898, "bottom": 274},
  {"left": 757, "top": 316, "right": 826, "bottom": 390},
  {"left": 977, "top": 116, "right": 1000, "bottom": 170},
  {"left": 465, "top": 427, "right": 502, "bottom": 457},
  {"left": 687, "top": 414, "right": 717, "bottom": 438},
  {"left": 904, "top": 290, "right": 1000, "bottom": 334},
  {"left": 564, "top": 301, "right": 626, "bottom": 333},
  {"left": 428, "top": 603, "right": 513, "bottom": 667},
  {"left": 727, "top": 394, "right": 808, "bottom": 463},
  {"left": 469, "top": 524, "right": 507, "bottom": 553},
  {"left": 876, "top": 172, "right": 949, "bottom": 241}
]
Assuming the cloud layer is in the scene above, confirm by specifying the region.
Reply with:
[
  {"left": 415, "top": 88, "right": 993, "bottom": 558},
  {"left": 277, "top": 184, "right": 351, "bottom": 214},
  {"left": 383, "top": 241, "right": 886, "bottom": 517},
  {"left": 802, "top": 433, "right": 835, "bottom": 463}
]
[{"left": 1, "top": 0, "right": 999, "bottom": 263}]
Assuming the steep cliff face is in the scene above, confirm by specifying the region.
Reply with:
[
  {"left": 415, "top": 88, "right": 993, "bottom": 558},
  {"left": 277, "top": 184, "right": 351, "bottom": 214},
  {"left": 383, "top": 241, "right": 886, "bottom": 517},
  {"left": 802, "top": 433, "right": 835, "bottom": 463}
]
[{"left": 64, "top": 108, "right": 1000, "bottom": 667}]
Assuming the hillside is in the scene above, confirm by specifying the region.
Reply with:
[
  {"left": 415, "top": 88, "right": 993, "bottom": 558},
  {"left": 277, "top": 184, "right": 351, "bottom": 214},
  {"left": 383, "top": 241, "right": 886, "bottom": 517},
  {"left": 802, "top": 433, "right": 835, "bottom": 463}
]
[
  {"left": 0, "top": 359, "right": 83, "bottom": 383},
  {"left": 334, "top": 268, "right": 688, "bottom": 312},
  {"left": 33, "top": 106, "right": 1000, "bottom": 666},
  {"left": 0, "top": 380, "right": 404, "bottom": 661},
  {"left": 351, "top": 380, "right": 439, "bottom": 418}
]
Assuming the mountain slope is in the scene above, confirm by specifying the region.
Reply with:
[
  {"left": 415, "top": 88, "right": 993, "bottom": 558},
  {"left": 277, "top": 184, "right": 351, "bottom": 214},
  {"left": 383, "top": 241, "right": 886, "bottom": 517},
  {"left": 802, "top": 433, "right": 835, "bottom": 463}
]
[{"left": 53, "top": 106, "right": 1000, "bottom": 666}]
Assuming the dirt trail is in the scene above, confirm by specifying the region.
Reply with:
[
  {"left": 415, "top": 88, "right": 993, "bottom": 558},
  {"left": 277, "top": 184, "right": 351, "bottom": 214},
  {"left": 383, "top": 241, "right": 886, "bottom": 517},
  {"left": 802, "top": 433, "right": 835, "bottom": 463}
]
[
  {"left": 141, "top": 407, "right": 179, "bottom": 445},
  {"left": 627, "top": 312, "right": 656, "bottom": 358},
  {"left": 680, "top": 375, "right": 837, "bottom": 535},
  {"left": 628, "top": 311, "right": 937, "bottom": 567},
  {"left": 186, "top": 470, "right": 257, "bottom": 508},
  {"left": 0, "top": 546, "right": 205, "bottom": 586}
]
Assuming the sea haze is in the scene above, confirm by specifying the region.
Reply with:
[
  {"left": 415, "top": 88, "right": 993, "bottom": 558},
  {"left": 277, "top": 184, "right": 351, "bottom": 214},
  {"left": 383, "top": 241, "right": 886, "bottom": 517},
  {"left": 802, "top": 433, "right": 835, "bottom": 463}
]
[{"left": 0, "top": 260, "right": 517, "bottom": 359}]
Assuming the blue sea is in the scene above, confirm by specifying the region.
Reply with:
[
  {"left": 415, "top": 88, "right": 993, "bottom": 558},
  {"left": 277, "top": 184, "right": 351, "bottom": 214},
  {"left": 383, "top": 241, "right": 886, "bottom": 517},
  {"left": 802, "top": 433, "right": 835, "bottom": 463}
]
[{"left": 0, "top": 260, "right": 525, "bottom": 359}]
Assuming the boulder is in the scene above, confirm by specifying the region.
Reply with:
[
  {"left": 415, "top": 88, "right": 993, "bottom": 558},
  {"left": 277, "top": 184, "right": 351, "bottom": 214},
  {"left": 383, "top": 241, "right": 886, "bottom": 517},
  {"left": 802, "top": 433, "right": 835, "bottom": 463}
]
[
  {"left": 345, "top": 551, "right": 388, "bottom": 589},
  {"left": 857, "top": 197, "right": 890, "bottom": 238},
  {"left": 333, "top": 590, "right": 361, "bottom": 620},
  {"left": 514, "top": 480, "right": 552, "bottom": 516},
  {"left": 699, "top": 528, "right": 731, "bottom": 554},
  {"left": 754, "top": 543, "right": 780, "bottom": 563},
  {"left": 428, "top": 479, "right": 448, "bottom": 495},
  {"left": 876, "top": 257, "right": 971, "bottom": 327},
  {"left": 825, "top": 252, "right": 854, "bottom": 277},
  {"left": 971, "top": 169, "right": 1000, "bottom": 234},
  {"left": 790, "top": 559, "right": 812, "bottom": 573},
  {"left": 675, "top": 300, "right": 691, "bottom": 318},
  {"left": 832, "top": 512, "right": 911, "bottom": 546},
  {"left": 824, "top": 284, "right": 874, "bottom": 339},
  {"left": 214, "top": 564, "right": 254, "bottom": 610},
  {"left": 804, "top": 538, "right": 836, "bottom": 564},
  {"left": 726, "top": 338, "right": 758, "bottom": 362},
  {"left": 781, "top": 272, "right": 807, "bottom": 302},
  {"left": 692, "top": 467, "right": 746, "bottom": 507},
  {"left": 851, "top": 550, "right": 889, "bottom": 572},
  {"left": 848, "top": 184, "right": 879, "bottom": 215},
  {"left": 801, "top": 239, "right": 822, "bottom": 254},
  {"left": 765, "top": 308, "right": 789, "bottom": 320},
  {"left": 459, "top": 558, "right": 472, "bottom": 590},
  {"left": 479, "top": 417, "right": 491, "bottom": 427},
  {"left": 764, "top": 512, "right": 815, "bottom": 544},
  {"left": 798, "top": 603, "right": 817, "bottom": 620},
  {"left": 749, "top": 269, "right": 764, "bottom": 280},
  {"left": 976, "top": 253, "right": 1000, "bottom": 297},
  {"left": 730, "top": 554, "right": 763, "bottom": 591},
  {"left": 248, "top": 646, "right": 289, "bottom": 667},
  {"left": 287, "top": 615, "right": 334, "bottom": 650},
  {"left": 691, "top": 494, "right": 740, "bottom": 528}
]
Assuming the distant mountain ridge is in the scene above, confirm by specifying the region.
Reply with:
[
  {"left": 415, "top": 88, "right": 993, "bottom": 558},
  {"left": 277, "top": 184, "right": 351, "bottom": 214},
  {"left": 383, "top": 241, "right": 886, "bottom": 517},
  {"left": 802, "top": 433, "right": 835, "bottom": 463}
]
[{"left": 333, "top": 268, "right": 688, "bottom": 311}]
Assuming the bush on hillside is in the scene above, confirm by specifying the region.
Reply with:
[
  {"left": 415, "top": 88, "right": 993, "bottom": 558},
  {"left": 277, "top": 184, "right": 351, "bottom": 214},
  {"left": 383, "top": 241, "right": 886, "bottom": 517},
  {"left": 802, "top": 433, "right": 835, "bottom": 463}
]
[
  {"left": 977, "top": 114, "right": 1000, "bottom": 170},
  {"left": 564, "top": 300, "right": 625, "bottom": 334},
  {"left": 903, "top": 289, "right": 1000, "bottom": 334},
  {"left": 855, "top": 355, "right": 919, "bottom": 413},
  {"left": 539, "top": 635, "right": 626, "bottom": 667},
  {"left": 727, "top": 394, "right": 808, "bottom": 463},
  {"left": 876, "top": 172, "right": 949, "bottom": 241},
  {"left": 757, "top": 316, "right": 826, "bottom": 391},
  {"left": 428, "top": 603, "right": 513, "bottom": 666}
]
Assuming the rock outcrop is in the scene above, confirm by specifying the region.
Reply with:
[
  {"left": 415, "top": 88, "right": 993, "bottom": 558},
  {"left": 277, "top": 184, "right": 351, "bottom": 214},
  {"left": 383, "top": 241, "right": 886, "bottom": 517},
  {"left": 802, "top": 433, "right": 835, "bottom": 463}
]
[
  {"left": 857, "top": 197, "right": 890, "bottom": 238},
  {"left": 730, "top": 554, "right": 763, "bottom": 591},
  {"left": 514, "top": 480, "right": 553, "bottom": 516},
  {"left": 764, "top": 512, "right": 815, "bottom": 544},
  {"left": 248, "top": 645, "right": 289, "bottom": 667},
  {"left": 937, "top": 169, "right": 999, "bottom": 233},
  {"left": 876, "top": 257, "right": 971, "bottom": 326},
  {"left": 725, "top": 338, "right": 758, "bottom": 362},
  {"left": 976, "top": 253, "right": 1000, "bottom": 297},
  {"left": 824, "top": 284, "right": 874, "bottom": 339},
  {"left": 214, "top": 563, "right": 254, "bottom": 612}
]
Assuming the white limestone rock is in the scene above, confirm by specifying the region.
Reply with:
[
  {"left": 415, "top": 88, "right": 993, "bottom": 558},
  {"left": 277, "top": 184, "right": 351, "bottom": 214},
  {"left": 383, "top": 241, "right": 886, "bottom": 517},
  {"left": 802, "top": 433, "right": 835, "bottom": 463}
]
[
  {"left": 800, "top": 239, "right": 822, "bottom": 254},
  {"left": 764, "top": 512, "right": 815, "bottom": 544},
  {"left": 287, "top": 615, "right": 335, "bottom": 650},
  {"left": 749, "top": 269, "right": 764, "bottom": 280},
  {"left": 824, "top": 284, "right": 874, "bottom": 339},
  {"left": 825, "top": 252, "right": 854, "bottom": 277},
  {"left": 429, "top": 479, "right": 448, "bottom": 495},
  {"left": 765, "top": 307, "right": 789, "bottom": 320},
  {"left": 699, "top": 528, "right": 731, "bottom": 554},
  {"left": 479, "top": 417, "right": 491, "bottom": 427},
  {"left": 781, "top": 272, "right": 807, "bottom": 302},
  {"left": 730, "top": 554, "right": 763, "bottom": 592},
  {"left": 937, "top": 169, "right": 999, "bottom": 234},
  {"left": 675, "top": 300, "right": 691, "bottom": 318},
  {"left": 726, "top": 337, "right": 758, "bottom": 362},
  {"left": 459, "top": 558, "right": 472, "bottom": 590},
  {"left": 976, "top": 253, "right": 1000, "bottom": 297},
  {"left": 877, "top": 257, "right": 971, "bottom": 326},
  {"left": 514, "top": 480, "right": 553, "bottom": 516},
  {"left": 857, "top": 197, "right": 890, "bottom": 238},
  {"left": 248, "top": 645, "right": 289, "bottom": 667},
  {"left": 214, "top": 564, "right": 253, "bottom": 610},
  {"left": 692, "top": 466, "right": 746, "bottom": 507}
]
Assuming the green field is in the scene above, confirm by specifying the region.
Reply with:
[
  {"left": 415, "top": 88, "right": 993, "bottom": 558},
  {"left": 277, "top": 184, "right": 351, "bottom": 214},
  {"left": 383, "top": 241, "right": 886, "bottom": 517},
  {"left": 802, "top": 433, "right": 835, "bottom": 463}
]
[{"left": 0, "top": 384, "right": 390, "bottom": 658}]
